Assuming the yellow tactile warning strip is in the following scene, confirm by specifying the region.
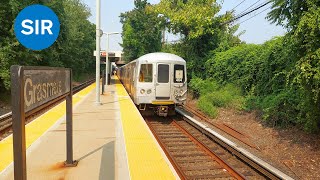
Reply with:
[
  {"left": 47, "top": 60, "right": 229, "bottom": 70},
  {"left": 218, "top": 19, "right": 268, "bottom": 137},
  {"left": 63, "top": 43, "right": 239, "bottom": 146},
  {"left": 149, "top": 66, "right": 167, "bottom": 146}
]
[
  {"left": 0, "top": 83, "right": 96, "bottom": 172},
  {"left": 115, "top": 77, "right": 176, "bottom": 180}
]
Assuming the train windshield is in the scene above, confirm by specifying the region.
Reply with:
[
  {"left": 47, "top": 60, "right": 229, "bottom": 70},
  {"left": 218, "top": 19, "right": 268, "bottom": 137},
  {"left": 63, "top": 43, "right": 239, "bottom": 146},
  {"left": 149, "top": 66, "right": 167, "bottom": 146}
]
[
  {"left": 174, "top": 64, "right": 185, "bottom": 83},
  {"left": 139, "top": 64, "right": 153, "bottom": 82},
  {"left": 158, "top": 64, "right": 169, "bottom": 83}
]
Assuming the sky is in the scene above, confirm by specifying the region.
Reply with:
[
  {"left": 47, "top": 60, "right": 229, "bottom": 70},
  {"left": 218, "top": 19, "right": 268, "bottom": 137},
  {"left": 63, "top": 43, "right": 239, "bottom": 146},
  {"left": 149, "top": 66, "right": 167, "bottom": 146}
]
[{"left": 82, "top": 0, "right": 286, "bottom": 51}]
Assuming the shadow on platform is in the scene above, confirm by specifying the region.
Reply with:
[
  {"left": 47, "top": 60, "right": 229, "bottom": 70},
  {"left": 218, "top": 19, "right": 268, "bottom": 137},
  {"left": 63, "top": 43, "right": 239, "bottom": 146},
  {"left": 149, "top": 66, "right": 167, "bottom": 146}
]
[{"left": 77, "top": 141, "right": 115, "bottom": 180}]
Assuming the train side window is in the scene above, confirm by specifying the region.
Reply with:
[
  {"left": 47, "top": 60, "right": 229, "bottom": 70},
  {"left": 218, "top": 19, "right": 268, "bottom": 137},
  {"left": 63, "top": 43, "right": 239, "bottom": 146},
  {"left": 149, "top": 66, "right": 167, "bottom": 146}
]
[
  {"left": 139, "top": 64, "right": 153, "bottom": 82},
  {"left": 174, "top": 64, "right": 185, "bottom": 83}
]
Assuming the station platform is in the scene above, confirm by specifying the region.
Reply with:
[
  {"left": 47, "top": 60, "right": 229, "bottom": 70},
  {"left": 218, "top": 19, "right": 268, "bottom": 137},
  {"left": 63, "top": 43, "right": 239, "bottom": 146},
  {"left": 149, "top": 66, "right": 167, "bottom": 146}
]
[{"left": 0, "top": 77, "right": 178, "bottom": 179}]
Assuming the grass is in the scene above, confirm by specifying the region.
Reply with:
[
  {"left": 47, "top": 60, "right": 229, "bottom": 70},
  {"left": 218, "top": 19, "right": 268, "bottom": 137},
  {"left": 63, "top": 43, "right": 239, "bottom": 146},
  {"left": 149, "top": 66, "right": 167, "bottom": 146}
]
[
  {"left": 197, "top": 95, "right": 218, "bottom": 118},
  {"left": 190, "top": 78, "right": 244, "bottom": 118}
]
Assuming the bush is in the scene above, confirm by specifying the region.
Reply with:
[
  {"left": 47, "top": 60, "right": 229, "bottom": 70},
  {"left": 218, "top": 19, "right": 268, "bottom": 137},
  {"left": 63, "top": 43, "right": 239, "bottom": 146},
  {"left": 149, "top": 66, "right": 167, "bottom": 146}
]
[
  {"left": 257, "top": 90, "right": 299, "bottom": 127},
  {"left": 220, "top": 84, "right": 245, "bottom": 110},
  {"left": 189, "top": 35, "right": 320, "bottom": 132},
  {"left": 189, "top": 77, "right": 219, "bottom": 98},
  {"left": 194, "top": 82, "right": 244, "bottom": 118},
  {"left": 197, "top": 95, "right": 218, "bottom": 118},
  {"left": 206, "top": 92, "right": 231, "bottom": 107},
  {"left": 243, "top": 94, "right": 259, "bottom": 111},
  {"left": 189, "top": 77, "right": 205, "bottom": 98}
]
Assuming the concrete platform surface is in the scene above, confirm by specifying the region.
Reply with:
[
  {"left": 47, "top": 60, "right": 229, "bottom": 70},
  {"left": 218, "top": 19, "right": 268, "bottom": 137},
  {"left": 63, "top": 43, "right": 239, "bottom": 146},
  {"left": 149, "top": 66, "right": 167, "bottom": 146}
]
[{"left": 1, "top": 83, "right": 130, "bottom": 180}]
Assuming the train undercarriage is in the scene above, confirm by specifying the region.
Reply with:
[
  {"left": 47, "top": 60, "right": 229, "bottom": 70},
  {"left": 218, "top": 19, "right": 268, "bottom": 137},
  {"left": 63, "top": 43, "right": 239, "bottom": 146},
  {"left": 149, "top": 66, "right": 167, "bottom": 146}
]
[{"left": 138, "top": 104, "right": 176, "bottom": 117}]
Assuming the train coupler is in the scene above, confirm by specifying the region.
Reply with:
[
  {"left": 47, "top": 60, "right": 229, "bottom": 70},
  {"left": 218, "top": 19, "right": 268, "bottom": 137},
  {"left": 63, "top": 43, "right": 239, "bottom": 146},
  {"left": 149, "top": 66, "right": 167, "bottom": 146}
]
[
  {"left": 139, "top": 103, "right": 146, "bottom": 111},
  {"left": 156, "top": 106, "right": 168, "bottom": 117}
]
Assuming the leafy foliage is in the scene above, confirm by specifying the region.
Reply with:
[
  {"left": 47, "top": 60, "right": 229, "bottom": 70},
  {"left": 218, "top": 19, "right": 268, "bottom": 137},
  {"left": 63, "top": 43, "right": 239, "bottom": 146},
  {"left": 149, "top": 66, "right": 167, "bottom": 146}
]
[
  {"left": 189, "top": 77, "right": 219, "bottom": 98},
  {"left": 119, "top": 0, "right": 320, "bottom": 132},
  {"left": 197, "top": 96, "right": 218, "bottom": 118},
  {"left": 0, "top": 0, "right": 96, "bottom": 91},
  {"left": 268, "top": 0, "right": 320, "bottom": 131},
  {"left": 152, "top": 0, "right": 223, "bottom": 39},
  {"left": 267, "top": 0, "right": 320, "bottom": 30},
  {"left": 150, "top": 0, "right": 242, "bottom": 79},
  {"left": 195, "top": 0, "right": 320, "bottom": 132},
  {"left": 205, "top": 34, "right": 319, "bottom": 132},
  {"left": 120, "top": 0, "right": 162, "bottom": 62},
  {"left": 190, "top": 78, "right": 244, "bottom": 117}
]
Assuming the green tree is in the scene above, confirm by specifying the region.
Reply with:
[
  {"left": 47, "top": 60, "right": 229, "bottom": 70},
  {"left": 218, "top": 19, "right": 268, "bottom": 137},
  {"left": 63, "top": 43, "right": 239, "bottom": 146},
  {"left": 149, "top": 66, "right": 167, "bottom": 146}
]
[
  {"left": 152, "top": 0, "right": 226, "bottom": 39},
  {"left": 268, "top": 0, "right": 320, "bottom": 131},
  {"left": 0, "top": 0, "right": 96, "bottom": 91},
  {"left": 120, "top": 0, "right": 162, "bottom": 62},
  {"left": 151, "top": 0, "right": 241, "bottom": 78},
  {"left": 205, "top": 38, "right": 300, "bottom": 128}
]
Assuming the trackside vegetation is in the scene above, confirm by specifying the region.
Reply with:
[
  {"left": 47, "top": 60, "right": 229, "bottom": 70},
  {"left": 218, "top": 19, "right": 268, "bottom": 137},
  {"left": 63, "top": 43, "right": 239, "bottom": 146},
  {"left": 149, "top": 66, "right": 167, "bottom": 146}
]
[
  {"left": 204, "top": 38, "right": 302, "bottom": 126},
  {"left": 190, "top": 77, "right": 244, "bottom": 118},
  {"left": 120, "top": 0, "right": 320, "bottom": 132},
  {"left": 0, "top": 0, "right": 96, "bottom": 92},
  {"left": 120, "top": 0, "right": 162, "bottom": 62}
]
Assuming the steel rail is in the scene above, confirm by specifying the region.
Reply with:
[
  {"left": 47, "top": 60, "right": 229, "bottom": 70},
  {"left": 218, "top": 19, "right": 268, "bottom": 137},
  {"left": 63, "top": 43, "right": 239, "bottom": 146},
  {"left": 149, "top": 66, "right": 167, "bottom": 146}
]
[
  {"left": 145, "top": 117, "right": 187, "bottom": 180},
  {"left": 184, "top": 104, "right": 258, "bottom": 149},
  {"left": 146, "top": 116, "right": 248, "bottom": 180},
  {"left": 170, "top": 118, "right": 246, "bottom": 180},
  {"left": 0, "top": 78, "right": 95, "bottom": 133},
  {"left": 176, "top": 107, "right": 294, "bottom": 180}
]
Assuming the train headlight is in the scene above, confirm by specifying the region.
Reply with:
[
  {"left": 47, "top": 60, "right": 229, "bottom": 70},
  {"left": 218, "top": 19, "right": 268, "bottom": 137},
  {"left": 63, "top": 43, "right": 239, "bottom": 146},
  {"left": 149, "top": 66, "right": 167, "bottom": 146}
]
[
  {"left": 140, "top": 89, "right": 145, "bottom": 94},
  {"left": 147, "top": 89, "right": 152, "bottom": 94}
]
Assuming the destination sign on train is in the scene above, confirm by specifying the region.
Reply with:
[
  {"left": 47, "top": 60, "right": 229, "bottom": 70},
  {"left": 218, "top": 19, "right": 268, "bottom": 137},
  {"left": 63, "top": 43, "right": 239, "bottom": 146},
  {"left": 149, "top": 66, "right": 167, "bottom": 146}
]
[{"left": 23, "top": 68, "right": 70, "bottom": 112}]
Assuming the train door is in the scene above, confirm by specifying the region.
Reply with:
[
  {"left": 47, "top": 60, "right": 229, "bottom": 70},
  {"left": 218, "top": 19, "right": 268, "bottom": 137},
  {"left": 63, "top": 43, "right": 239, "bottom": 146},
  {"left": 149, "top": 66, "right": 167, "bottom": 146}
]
[
  {"left": 156, "top": 63, "right": 171, "bottom": 99},
  {"left": 131, "top": 65, "right": 136, "bottom": 95}
]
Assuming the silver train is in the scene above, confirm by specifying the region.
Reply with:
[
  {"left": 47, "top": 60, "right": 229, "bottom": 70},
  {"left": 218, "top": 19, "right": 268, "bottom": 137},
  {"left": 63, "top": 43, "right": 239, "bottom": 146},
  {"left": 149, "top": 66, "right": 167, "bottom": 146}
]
[{"left": 117, "top": 52, "right": 187, "bottom": 116}]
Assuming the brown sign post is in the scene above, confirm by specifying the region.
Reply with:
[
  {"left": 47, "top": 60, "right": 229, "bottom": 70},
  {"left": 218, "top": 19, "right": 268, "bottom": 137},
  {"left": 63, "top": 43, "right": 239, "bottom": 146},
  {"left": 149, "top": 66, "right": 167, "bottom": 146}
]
[{"left": 10, "top": 66, "right": 77, "bottom": 180}]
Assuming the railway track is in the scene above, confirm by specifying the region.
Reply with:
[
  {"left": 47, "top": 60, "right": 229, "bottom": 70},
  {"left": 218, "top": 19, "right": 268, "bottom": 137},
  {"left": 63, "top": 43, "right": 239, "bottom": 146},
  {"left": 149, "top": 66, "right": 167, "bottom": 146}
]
[
  {"left": 146, "top": 116, "right": 265, "bottom": 179},
  {"left": 183, "top": 104, "right": 258, "bottom": 149},
  {"left": 0, "top": 78, "right": 95, "bottom": 137},
  {"left": 146, "top": 111, "right": 294, "bottom": 180}
]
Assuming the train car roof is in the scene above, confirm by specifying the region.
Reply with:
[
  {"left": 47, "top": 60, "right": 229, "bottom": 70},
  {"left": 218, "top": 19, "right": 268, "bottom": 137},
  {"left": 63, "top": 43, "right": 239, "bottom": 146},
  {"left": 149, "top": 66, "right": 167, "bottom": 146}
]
[{"left": 137, "top": 52, "right": 185, "bottom": 63}]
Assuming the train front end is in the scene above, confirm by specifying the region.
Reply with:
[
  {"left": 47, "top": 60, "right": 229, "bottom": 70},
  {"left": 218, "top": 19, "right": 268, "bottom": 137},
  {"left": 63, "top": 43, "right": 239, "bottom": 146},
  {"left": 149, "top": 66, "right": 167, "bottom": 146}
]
[{"left": 135, "top": 53, "right": 187, "bottom": 117}]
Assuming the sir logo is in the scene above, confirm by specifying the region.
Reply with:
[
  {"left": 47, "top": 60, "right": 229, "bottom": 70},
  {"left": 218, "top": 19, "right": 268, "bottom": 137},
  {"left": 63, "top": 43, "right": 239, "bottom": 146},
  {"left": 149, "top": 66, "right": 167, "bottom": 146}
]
[{"left": 14, "top": 5, "right": 60, "bottom": 51}]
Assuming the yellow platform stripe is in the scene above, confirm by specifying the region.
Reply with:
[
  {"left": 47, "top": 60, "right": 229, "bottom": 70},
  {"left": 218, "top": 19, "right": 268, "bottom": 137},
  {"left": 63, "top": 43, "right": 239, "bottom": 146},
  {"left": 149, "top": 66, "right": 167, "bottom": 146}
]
[
  {"left": 115, "top": 77, "right": 175, "bottom": 180},
  {"left": 0, "top": 83, "right": 96, "bottom": 172}
]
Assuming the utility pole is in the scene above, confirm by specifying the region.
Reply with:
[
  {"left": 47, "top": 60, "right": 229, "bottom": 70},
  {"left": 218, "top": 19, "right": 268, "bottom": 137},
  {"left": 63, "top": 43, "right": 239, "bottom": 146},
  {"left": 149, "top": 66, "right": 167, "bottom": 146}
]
[
  {"left": 106, "top": 33, "right": 109, "bottom": 85},
  {"left": 162, "top": 29, "right": 165, "bottom": 44},
  {"left": 95, "top": 0, "right": 101, "bottom": 105}
]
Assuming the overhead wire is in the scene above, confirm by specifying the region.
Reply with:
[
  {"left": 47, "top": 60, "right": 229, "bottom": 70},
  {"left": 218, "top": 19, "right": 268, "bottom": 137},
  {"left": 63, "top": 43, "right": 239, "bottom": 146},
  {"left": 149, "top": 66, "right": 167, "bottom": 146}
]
[
  {"left": 238, "top": 4, "right": 272, "bottom": 24},
  {"left": 222, "top": 0, "right": 272, "bottom": 25},
  {"left": 230, "top": 0, "right": 247, "bottom": 11},
  {"left": 237, "top": 0, "right": 263, "bottom": 17}
]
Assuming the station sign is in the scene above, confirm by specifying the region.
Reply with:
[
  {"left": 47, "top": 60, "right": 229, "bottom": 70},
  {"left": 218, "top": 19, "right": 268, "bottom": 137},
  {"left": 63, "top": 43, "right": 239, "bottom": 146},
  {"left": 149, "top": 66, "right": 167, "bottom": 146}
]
[
  {"left": 93, "top": 50, "right": 116, "bottom": 57},
  {"left": 10, "top": 66, "right": 76, "bottom": 180},
  {"left": 23, "top": 68, "right": 70, "bottom": 112}
]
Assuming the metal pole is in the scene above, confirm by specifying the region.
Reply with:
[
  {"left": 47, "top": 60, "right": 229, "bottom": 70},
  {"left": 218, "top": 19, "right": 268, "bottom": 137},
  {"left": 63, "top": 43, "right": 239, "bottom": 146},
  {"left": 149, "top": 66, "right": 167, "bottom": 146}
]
[
  {"left": 102, "top": 70, "right": 105, "bottom": 94},
  {"left": 11, "top": 66, "right": 26, "bottom": 180},
  {"left": 109, "top": 61, "right": 112, "bottom": 85},
  {"left": 162, "top": 29, "right": 165, "bottom": 44},
  {"left": 108, "top": 38, "right": 112, "bottom": 84},
  {"left": 65, "top": 70, "right": 77, "bottom": 167},
  {"left": 105, "top": 33, "right": 109, "bottom": 86},
  {"left": 95, "top": 0, "right": 101, "bottom": 105}
]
